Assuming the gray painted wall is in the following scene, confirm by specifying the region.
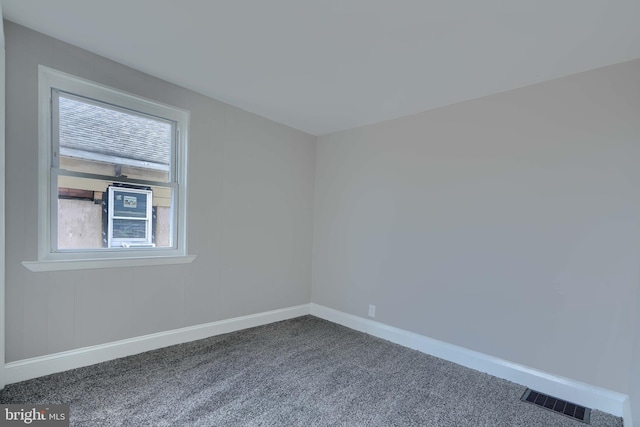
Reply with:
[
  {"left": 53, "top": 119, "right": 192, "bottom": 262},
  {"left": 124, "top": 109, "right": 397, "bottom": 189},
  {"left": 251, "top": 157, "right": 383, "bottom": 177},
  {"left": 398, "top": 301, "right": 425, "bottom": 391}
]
[
  {"left": 312, "top": 58, "right": 640, "bottom": 394},
  {"left": 0, "top": 5, "right": 6, "bottom": 389},
  {"left": 4, "top": 21, "right": 316, "bottom": 362},
  {"left": 631, "top": 285, "right": 640, "bottom": 424}
]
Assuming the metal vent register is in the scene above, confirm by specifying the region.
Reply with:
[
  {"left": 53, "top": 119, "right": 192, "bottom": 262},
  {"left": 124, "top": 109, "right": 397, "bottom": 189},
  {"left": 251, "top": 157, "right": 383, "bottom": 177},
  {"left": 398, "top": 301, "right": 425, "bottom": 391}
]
[{"left": 521, "top": 389, "right": 591, "bottom": 423}]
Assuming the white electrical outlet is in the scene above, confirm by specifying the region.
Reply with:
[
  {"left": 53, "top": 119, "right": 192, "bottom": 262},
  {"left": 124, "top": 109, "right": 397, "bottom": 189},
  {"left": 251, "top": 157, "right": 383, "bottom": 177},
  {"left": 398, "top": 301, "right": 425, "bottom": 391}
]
[{"left": 368, "top": 304, "right": 376, "bottom": 318}]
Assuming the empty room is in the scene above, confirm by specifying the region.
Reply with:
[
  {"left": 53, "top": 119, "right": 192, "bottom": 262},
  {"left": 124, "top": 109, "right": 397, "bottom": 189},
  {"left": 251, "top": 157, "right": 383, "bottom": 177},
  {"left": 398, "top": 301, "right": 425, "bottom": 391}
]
[{"left": 1, "top": 1, "right": 640, "bottom": 426}]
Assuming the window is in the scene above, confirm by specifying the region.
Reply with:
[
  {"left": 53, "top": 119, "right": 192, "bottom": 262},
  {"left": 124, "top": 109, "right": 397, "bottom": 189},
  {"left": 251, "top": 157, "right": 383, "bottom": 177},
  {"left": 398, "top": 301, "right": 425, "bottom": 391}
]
[
  {"left": 107, "top": 186, "right": 154, "bottom": 248},
  {"left": 24, "top": 66, "right": 194, "bottom": 271}
]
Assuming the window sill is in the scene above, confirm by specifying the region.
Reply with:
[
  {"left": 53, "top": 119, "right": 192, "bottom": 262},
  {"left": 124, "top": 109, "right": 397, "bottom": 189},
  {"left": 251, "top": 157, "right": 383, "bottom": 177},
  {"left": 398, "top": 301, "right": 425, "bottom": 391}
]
[{"left": 22, "top": 255, "right": 197, "bottom": 272}]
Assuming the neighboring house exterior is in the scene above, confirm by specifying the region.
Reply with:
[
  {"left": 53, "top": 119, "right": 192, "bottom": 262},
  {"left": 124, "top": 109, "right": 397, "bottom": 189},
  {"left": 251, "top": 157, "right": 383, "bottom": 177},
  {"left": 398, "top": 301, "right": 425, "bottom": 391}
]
[{"left": 57, "top": 94, "right": 171, "bottom": 249}]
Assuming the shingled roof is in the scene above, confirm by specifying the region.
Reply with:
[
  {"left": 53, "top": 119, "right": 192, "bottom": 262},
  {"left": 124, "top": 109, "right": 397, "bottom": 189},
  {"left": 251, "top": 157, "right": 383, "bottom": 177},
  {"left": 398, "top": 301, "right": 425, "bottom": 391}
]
[{"left": 58, "top": 95, "right": 172, "bottom": 170}]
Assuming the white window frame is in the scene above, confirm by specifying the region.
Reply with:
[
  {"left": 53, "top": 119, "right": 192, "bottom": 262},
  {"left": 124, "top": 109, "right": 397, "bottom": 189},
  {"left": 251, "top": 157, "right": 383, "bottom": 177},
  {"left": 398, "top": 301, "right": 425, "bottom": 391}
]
[{"left": 23, "top": 66, "right": 195, "bottom": 271}]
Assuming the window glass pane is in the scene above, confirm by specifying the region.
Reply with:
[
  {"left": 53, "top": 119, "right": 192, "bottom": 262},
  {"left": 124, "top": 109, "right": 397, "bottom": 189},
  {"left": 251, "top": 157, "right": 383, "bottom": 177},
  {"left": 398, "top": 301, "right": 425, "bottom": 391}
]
[
  {"left": 112, "top": 190, "right": 148, "bottom": 218},
  {"left": 112, "top": 219, "right": 147, "bottom": 239},
  {"left": 57, "top": 184, "right": 104, "bottom": 251},
  {"left": 58, "top": 94, "right": 173, "bottom": 183},
  {"left": 56, "top": 176, "right": 174, "bottom": 250}
]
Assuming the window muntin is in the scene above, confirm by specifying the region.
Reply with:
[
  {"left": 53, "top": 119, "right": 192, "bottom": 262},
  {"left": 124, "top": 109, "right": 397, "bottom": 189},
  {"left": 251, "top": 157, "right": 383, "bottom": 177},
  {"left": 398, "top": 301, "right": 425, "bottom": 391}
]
[{"left": 37, "top": 66, "right": 189, "bottom": 263}]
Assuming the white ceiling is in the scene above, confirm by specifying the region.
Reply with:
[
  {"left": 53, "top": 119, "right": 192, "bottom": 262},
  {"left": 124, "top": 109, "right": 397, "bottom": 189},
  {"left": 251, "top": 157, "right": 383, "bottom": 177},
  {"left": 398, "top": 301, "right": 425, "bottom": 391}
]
[{"left": 2, "top": 1, "right": 639, "bottom": 135}]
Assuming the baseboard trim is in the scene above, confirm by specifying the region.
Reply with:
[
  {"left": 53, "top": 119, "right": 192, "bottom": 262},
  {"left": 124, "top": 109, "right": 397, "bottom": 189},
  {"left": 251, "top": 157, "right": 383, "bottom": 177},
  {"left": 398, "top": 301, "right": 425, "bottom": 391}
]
[
  {"left": 310, "top": 303, "right": 628, "bottom": 419},
  {"left": 623, "top": 397, "right": 633, "bottom": 427},
  {"left": 5, "top": 304, "right": 311, "bottom": 385},
  {"left": 5, "top": 302, "right": 630, "bottom": 422}
]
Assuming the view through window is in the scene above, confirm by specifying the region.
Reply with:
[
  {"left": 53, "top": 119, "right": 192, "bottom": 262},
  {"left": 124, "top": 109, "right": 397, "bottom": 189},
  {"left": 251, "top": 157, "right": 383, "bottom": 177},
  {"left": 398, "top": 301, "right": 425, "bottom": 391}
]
[{"left": 55, "top": 92, "right": 176, "bottom": 250}]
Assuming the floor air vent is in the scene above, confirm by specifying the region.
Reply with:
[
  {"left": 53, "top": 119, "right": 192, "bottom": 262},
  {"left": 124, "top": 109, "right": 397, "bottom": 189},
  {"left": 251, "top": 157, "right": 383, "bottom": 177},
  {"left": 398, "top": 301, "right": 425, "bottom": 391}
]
[{"left": 521, "top": 389, "right": 591, "bottom": 424}]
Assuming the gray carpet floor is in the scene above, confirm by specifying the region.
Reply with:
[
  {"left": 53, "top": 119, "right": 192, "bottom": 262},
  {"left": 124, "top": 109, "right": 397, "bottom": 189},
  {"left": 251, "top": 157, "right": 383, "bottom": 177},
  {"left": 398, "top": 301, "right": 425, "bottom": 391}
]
[{"left": 0, "top": 316, "right": 624, "bottom": 426}]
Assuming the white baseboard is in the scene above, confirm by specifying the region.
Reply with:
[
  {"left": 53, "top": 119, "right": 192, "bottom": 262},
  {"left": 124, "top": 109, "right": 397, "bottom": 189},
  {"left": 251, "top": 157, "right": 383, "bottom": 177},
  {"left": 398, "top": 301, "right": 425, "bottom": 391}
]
[
  {"left": 5, "top": 304, "right": 311, "bottom": 385},
  {"left": 4, "top": 302, "right": 630, "bottom": 424},
  {"left": 310, "top": 303, "right": 629, "bottom": 419},
  {"left": 623, "top": 398, "right": 634, "bottom": 427}
]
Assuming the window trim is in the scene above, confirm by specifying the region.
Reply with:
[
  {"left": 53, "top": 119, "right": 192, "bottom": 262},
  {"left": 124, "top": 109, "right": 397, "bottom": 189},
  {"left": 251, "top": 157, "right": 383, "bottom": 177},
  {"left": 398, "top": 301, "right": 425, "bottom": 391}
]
[{"left": 23, "top": 66, "right": 195, "bottom": 271}]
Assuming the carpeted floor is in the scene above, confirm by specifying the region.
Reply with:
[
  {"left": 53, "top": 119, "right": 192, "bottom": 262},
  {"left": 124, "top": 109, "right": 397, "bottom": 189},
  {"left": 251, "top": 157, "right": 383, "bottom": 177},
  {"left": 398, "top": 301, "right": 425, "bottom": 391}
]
[{"left": 0, "top": 316, "right": 624, "bottom": 426}]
